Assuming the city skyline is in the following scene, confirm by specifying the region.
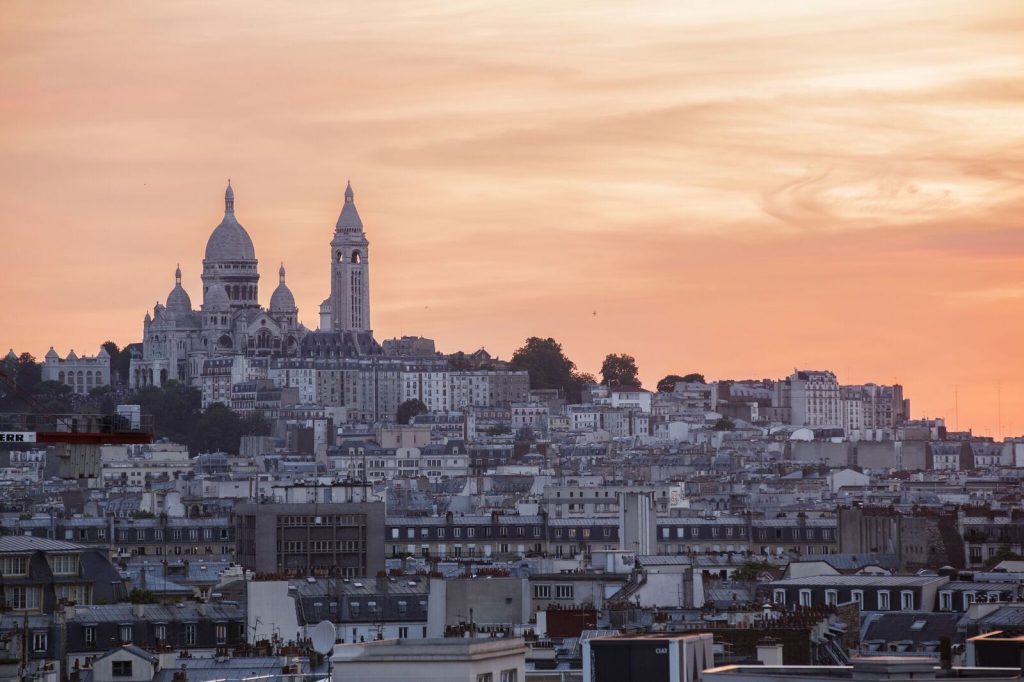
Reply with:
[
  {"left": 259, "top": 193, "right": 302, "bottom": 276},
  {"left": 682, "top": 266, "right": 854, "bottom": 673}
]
[{"left": 1, "top": 0, "right": 1022, "bottom": 436}]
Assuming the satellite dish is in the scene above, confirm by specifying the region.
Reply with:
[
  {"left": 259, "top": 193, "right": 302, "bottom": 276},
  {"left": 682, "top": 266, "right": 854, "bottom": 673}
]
[{"left": 311, "top": 620, "right": 337, "bottom": 655}]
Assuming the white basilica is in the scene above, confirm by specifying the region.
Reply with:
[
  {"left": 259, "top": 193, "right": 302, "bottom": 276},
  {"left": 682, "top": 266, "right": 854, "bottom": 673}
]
[{"left": 130, "top": 181, "right": 377, "bottom": 388}]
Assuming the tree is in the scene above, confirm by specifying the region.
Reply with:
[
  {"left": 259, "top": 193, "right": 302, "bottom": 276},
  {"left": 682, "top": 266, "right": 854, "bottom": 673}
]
[
  {"left": 31, "top": 380, "right": 74, "bottom": 414},
  {"left": 485, "top": 424, "right": 512, "bottom": 436},
  {"left": 712, "top": 417, "right": 736, "bottom": 431},
  {"left": 657, "top": 375, "right": 685, "bottom": 393},
  {"left": 101, "top": 341, "right": 132, "bottom": 386},
  {"left": 510, "top": 337, "right": 593, "bottom": 402},
  {"left": 600, "top": 353, "right": 640, "bottom": 387},
  {"left": 125, "top": 380, "right": 202, "bottom": 446},
  {"left": 985, "top": 545, "right": 1022, "bottom": 569},
  {"left": 396, "top": 398, "right": 427, "bottom": 425},
  {"left": 657, "top": 373, "right": 705, "bottom": 393},
  {"left": 0, "top": 352, "right": 42, "bottom": 411},
  {"left": 731, "top": 559, "right": 776, "bottom": 582}
]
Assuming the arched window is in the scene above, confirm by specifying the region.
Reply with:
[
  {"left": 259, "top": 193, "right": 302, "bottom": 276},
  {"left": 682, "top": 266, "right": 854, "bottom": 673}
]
[
  {"left": 232, "top": 285, "right": 240, "bottom": 300},
  {"left": 351, "top": 250, "right": 361, "bottom": 263},
  {"left": 336, "top": 251, "right": 344, "bottom": 263},
  {"left": 58, "top": 371, "right": 64, "bottom": 382},
  {"left": 218, "top": 335, "right": 233, "bottom": 349}
]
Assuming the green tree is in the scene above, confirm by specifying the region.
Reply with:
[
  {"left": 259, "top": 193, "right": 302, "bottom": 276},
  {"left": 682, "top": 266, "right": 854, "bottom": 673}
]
[
  {"left": 125, "top": 380, "right": 202, "bottom": 445},
  {"left": 657, "top": 373, "right": 706, "bottom": 392},
  {"left": 190, "top": 403, "right": 244, "bottom": 454},
  {"left": 731, "top": 559, "right": 776, "bottom": 582},
  {"left": 600, "top": 353, "right": 640, "bottom": 387},
  {"left": 985, "top": 545, "right": 1022, "bottom": 568},
  {"left": 31, "top": 380, "right": 74, "bottom": 414},
  {"left": 397, "top": 398, "right": 428, "bottom": 424},
  {"left": 712, "top": 417, "right": 736, "bottom": 431},
  {"left": 101, "top": 341, "right": 131, "bottom": 386},
  {"left": 128, "top": 588, "right": 157, "bottom": 604},
  {"left": 656, "top": 375, "right": 685, "bottom": 393},
  {"left": 510, "top": 337, "right": 592, "bottom": 403},
  {"left": 0, "top": 352, "right": 42, "bottom": 411}
]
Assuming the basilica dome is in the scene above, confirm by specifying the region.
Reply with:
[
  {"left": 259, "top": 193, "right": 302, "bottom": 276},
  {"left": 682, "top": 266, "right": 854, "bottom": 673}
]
[
  {"left": 205, "top": 182, "right": 256, "bottom": 262},
  {"left": 270, "top": 263, "right": 297, "bottom": 312},
  {"left": 204, "top": 282, "right": 230, "bottom": 311},
  {"left": 166, "top": 266, "right": 193, "bottom": 314}
]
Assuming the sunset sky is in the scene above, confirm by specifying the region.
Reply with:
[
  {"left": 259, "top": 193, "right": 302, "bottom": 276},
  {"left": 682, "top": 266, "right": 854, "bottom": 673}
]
[{"left": 1, "top": 0, "right": 1022, "bottom": 436}]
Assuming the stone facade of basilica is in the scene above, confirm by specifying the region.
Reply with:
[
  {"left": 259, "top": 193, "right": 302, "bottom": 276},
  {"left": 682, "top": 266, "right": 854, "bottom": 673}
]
[{"left": 130, "top": 181, "right": 377, "bottom": 388}]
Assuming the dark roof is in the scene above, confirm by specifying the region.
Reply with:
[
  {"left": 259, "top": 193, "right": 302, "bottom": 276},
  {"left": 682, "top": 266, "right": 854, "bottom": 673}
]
[
  {"left": 0, "top": 536, "right": 84, "bottom": 553},
  {"left": 863, "top": 613, "right": 961, "bottom": 645},
  {"left": 94, "top": 645, "right": 159, "bottom": 665}
]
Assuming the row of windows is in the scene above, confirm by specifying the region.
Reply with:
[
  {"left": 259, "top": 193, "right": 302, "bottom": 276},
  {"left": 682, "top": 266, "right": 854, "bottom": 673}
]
[
  {"left": 533, "top": 584, "right": 575, "bottom": 600},
  {"left": 390, "top": 526, "right": 542, "bottom": 540},
  {"left": 773, "top": 588, "right": 914, "bottom": 610},
  {"left": 277, "top": 515, "right": 364, "bottom": 526},
  {"left": 282, "top": 540, "right": 363, "bottom": 552}
]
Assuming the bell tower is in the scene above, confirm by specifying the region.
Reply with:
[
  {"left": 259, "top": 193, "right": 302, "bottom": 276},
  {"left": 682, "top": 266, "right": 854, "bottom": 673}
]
[{"left": 329, "top": 181, "right": 371, "bottom": 332}]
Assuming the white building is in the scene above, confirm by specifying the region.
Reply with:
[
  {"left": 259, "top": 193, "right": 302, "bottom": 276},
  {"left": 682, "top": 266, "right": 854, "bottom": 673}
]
[
  {"left": 331, "top": 637, "right": 526, "bottom": 682},
  {"left": 42, "top": 346, "right": 111, "bottom": 395}
]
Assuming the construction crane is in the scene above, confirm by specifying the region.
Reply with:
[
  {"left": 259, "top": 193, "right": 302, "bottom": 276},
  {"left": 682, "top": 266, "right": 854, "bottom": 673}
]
[{"left": 0, "top": 367, "right": 153, "bottom": 445}]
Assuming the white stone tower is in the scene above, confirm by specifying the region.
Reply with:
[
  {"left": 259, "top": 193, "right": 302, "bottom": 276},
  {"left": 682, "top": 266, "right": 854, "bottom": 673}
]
[{"left": 329, "top": 181, "right": 371, "bottom": 332}]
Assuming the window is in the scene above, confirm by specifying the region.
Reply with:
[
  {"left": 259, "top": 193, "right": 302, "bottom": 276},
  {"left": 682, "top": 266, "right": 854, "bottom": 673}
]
[
  {"left": 398, "top": 626, "right": 408, "bottom": 638},
  {"left": 773, "top": 589, "right": 786, "bottom": 605},
  {"left": 533, "top": 585, "right": 551, "bottom": 599},
  {"left": 85, "top": 626, "right": 96, "bottom": 646},
  {"left": 901, "top": 591, "right": 915, "bottom": 610},
  {"left": 878, "top": 591, "right": 890, "bottom": 611},
  {"left": 49, "top": 554, "right": 78, "bottom": 575},
  {"left": 120, "top": 625, "right": 132, "bottom": 643},
  {"left": 32, "top": 632, "right": 47, "bottom": 652},
  {"left": 851, "top": 590, "right": 863, "bottom": 607},
  {"left": 6, "top": 586, "right": 40, "bottom": 610},
  {"left": 825, "top": 589, "right": 837, "bottom": 606},
  {"left": 501, "top": 671, "right": 518, "bottom": 682},
  {"left": 216, "top": 624, "right": 227, "bottom": 644},
  {"left": 112, "top": 661, "right": 133, "bottom": 677},
  {"left": 185, "top": 624, "right": 196, "bottom": 646},
  {"left": 555, "top": 585, "right": 574, "bottom": 600},
  {"left": 0, "top": 556, "right": 28, "bottom": 577},
  {"left": 477, "top": 675, "right": 493, "bottom": 682},
  {"left": 156, "top": 625, "right": 167, "bottom": 642},
  {"left": 798, "top": 589, "right": 812, "bottom": 607},
  {"left": 939, "top": 591, "right": 952, "bottom": 611}
]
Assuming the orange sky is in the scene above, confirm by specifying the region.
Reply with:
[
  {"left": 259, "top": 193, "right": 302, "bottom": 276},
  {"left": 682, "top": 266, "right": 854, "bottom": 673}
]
[{"left": 1, "top": 0, "right": 1022, "bottom": 436}]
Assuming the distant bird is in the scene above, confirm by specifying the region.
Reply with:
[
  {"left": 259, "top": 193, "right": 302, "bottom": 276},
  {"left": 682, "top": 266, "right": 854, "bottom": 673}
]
[{"left": 592, "top": 310, "right": 597, "bottom": 317}]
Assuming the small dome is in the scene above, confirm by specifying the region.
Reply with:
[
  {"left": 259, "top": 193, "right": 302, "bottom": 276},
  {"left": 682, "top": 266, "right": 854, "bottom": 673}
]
[
  {"left": 205, "top": 182, "right": 256, "bottom": 262},
  {"left": 270, "top": 284, "right": 296, "bottom": 312},
  {"left": 44, "top": 347, "right": 59, "bottom": 360},
  {"left": 270, "top": 264, "right": 296, "bottom": 312},
  {"left": 166, "top": 267, "right": 192, "bottom": 315},
  {"left": 97, "top": 346, "right": 110, "bottom": 358},
  {"left": 166, "top": 285, "right": 193, "bottom": 315},
  {"left": 204, "top": 284, "right": 230, "bottom": 311},
  {"left": 66, "top": 349, "right": 78, "bottom": 361}
]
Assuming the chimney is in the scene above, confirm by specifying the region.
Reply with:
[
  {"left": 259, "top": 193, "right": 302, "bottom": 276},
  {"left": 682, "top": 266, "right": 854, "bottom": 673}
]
[
  {"left": 197, "top": 601, "right": 207, "bottom": 617},
  {"left": 756, "top": 639, "right": 783, "bottom": 666},
  {"left": 132, "top": 603, "right": 145, "bottom": 618}
]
